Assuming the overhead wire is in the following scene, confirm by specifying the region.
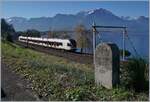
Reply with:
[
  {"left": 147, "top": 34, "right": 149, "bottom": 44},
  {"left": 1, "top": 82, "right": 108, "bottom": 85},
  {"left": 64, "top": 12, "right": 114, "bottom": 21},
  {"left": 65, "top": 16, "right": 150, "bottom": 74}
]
[
  {"left": 125, "top": 31, "right": 141, "bottom": 58},
  {"left": 95, "top": 28, "right": 141, "bottom": 58}
]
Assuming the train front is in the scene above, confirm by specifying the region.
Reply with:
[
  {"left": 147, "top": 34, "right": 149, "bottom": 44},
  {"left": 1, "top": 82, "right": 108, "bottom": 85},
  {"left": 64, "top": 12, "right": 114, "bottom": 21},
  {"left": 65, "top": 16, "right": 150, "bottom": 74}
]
[{"left": 68, "top": 39, "right": 77, "bottom": 51}]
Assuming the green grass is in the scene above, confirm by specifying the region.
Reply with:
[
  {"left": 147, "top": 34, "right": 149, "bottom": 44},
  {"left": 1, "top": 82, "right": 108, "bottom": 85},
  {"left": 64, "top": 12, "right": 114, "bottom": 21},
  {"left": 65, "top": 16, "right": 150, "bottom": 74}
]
[{"left": 1, "top": 41, "right": 149, "bottom": 101}]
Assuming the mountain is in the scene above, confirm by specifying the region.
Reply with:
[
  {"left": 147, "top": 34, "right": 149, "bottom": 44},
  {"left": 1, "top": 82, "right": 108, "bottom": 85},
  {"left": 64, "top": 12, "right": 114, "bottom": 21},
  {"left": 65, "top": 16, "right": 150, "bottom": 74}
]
[{"left": 5, "top": 8, "right": 149, "bottom": 33}]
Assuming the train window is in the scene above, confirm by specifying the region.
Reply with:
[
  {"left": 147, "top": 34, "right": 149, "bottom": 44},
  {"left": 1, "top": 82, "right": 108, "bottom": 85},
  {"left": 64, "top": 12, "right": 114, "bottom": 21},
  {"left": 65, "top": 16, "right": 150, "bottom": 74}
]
[
  {"left": 56, "top": 42, "right": 59, "bottom": 46},
  {"left": 49, "top": 42, "right": 51, "bottom": 44},
  {"left": 45, "top": 41, "right": 48, "bottom": 44},
  {"left": 20, "top": 38, "right": 26, "bottom": 40},
  {"left": 57, "top": 42, "right": 62, "bottom": 46},
  {"left": 47, "top": 41, "right": 62, "bottom": 46},
  {"left": 59, "top": 43, "right": 62, "bottom": 46},
  {"left": 69, "top": 39, "right": 76, "bottom": 47},
  {"left": 67, "top": 43, "right": 72, "bottom": 46}
]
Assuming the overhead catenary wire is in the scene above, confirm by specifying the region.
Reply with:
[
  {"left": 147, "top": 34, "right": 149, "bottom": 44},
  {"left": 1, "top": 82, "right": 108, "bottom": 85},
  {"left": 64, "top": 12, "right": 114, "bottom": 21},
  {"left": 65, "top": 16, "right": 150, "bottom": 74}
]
[
  {"left": 92, "top": 24, "right": 141, "bottom": 60},
  {"left": 92, "top": 24, "right": 126, "bottom": 61},
  {"left": 125, "top": 32, "right": 141, "bottom": 58},
  {"left": 95, "top": 30, "right": 103, "bottom": 44}
]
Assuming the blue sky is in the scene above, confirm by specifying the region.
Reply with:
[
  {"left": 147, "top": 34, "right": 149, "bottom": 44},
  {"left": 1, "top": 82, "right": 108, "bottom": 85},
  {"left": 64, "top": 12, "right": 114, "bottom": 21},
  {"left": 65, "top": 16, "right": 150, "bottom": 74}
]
[{"left": 2, "top": 1, "right": 149, "bottom": 18}]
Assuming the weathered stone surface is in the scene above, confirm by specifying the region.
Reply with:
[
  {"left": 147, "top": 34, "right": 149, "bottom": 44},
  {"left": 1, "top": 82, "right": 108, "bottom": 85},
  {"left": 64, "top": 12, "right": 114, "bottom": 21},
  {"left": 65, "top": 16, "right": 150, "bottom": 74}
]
[{"left": 95, "top": 43, "right": 120, "bottom": 89}]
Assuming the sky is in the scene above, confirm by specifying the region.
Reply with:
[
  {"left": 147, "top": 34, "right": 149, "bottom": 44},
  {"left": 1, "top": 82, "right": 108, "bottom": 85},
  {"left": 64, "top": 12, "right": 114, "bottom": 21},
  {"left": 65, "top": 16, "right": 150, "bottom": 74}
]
[{"left": 1, "top": 1, "right": 149, "bottom": 18}]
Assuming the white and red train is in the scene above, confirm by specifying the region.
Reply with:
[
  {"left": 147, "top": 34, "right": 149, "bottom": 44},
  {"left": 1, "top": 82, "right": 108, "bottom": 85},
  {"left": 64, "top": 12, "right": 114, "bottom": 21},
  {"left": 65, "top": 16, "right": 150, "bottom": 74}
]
[{"left": 18, "top": 36, "right": 76, "bottom": 51}]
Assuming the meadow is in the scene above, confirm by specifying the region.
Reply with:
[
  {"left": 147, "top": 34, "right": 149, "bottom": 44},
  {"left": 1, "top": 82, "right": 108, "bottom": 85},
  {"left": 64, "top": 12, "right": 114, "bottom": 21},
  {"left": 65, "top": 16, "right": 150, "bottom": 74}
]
[{"left": 1, "top": 41, "right": 148, "bottom": 101}]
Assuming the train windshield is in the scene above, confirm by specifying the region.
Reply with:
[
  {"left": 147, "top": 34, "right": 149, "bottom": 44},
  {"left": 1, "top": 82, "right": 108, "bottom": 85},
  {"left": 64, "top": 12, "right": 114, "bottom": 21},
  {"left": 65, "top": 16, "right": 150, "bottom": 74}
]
[
  {"left": 67, "top": 43, "right": 72, "bottom": 46},
  {"left": 69, "top": 39, "right": 76, "bottom": 47}
]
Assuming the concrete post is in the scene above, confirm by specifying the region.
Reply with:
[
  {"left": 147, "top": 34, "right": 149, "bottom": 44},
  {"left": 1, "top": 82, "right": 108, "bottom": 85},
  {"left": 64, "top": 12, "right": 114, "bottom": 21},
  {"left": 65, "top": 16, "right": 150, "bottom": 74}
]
[{"left": 95, "top": 43, "right": 120, "bottom": 89}]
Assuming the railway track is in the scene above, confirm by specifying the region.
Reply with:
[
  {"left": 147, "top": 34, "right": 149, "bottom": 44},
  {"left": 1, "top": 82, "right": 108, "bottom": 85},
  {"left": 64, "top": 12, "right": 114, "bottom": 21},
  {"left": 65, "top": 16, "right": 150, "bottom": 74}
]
[{"left": 15, "top": 41, "right": 93, "bottom": 65}]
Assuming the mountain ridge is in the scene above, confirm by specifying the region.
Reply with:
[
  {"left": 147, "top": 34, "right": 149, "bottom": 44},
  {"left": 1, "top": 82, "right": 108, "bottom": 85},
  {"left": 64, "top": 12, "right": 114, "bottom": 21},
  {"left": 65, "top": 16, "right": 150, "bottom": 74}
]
[{"left": 5, "top": 8, "right": 149, "bottom": 32}]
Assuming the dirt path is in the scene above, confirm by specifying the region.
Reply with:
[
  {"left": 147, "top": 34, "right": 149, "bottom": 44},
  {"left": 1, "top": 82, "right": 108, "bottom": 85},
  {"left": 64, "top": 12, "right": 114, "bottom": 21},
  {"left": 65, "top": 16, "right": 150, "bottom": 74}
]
[{"left": 1, "top": 62, "right": 40, "bottom": 101}]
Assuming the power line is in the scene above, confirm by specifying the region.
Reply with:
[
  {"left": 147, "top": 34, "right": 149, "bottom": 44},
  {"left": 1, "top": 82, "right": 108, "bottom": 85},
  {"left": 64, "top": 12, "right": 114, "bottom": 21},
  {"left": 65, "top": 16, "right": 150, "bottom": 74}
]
[
  {"left": 125, "top": 33, "right": 141, "bottom": 58},
  {"left": 92, "top": 24, "right": 142, "bottom": 59}
]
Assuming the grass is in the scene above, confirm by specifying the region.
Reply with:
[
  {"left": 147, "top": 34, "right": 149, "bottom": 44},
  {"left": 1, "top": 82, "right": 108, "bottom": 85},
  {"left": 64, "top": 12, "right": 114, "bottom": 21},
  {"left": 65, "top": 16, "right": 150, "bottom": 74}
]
[{"left": 1, "top": 41, "right": 149, "bottom": 101}]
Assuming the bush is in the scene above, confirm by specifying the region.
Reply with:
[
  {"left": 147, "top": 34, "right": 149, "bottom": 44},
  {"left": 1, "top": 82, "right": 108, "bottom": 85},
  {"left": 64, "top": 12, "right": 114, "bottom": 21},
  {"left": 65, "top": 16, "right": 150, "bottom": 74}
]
[
  {"left": 120, "top": 58, "right": 149, "bottom": 91},
  {"left": 120, "top": 49, "right": 131, "bottom": 57}
]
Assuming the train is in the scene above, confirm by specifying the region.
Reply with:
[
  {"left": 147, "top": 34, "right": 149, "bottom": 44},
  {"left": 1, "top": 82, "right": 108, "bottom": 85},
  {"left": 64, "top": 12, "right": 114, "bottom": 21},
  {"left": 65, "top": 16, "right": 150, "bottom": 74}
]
[{"left": 18, "top": 36, "right": 77, "bottom": 51}]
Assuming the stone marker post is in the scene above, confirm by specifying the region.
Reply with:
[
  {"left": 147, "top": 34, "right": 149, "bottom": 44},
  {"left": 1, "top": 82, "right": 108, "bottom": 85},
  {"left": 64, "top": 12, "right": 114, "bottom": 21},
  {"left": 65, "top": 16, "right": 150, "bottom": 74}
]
[{"left": 95, "top": 43, "right": 120, "bottom": 89}]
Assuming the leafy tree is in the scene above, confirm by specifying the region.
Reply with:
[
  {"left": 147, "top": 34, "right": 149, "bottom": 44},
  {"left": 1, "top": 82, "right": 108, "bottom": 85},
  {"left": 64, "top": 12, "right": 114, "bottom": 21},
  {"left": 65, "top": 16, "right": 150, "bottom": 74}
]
[
  {"left": 75, "top": 24, "right": 91, "bottom": 53},
  {"left": 1, "top": 18, "right": 15, "bottom": 42}
]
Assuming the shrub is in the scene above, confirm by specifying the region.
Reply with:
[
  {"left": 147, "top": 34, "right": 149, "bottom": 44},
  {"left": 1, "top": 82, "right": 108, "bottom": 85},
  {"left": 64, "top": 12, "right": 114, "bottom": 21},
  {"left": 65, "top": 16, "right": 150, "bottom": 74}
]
[
  {"left": 120, "top": 49, "right": 131, "bottom": 57},
  {"left": 120, "top": 58, "right": 149, "bottom": 91}
]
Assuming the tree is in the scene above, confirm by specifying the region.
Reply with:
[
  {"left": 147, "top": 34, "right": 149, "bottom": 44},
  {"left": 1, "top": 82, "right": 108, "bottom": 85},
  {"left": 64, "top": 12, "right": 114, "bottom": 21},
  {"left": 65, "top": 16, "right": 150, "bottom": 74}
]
[
  {"left": 75, "top": 24, "right": 91, "bottom": 53},
  {"left": 20, "top": 29, "right": 41, "bottom": 37},
  {"left": 27, "top": 29, "right": 41, "bottom": 37},
  {"left": 1, "top": 18, "right": 15, "bottom": 42}
]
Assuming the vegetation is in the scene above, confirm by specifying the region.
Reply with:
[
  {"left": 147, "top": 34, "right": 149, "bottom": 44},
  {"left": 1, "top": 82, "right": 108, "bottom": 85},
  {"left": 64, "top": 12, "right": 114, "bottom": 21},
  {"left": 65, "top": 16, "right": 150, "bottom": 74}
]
[
  {"left": 120, "top": 58, "right": 149, "bottom": 92},
  {"left": 75, "top": 24, "right": 91, "bottom": 53},
  {"left": 1, "top": 19, "right": 41, "bottom": 41},
  {"left": 1, "top": 18, "right": 15, "bottom": 42},
  {"left": 120, "top": 49, "right": 131, "bottom": 57},
  {"left": 48, "top": 30, "right": 71, "bottom": 39},
  {"left": 19, "top": 29, "right": 41, "bottom": 37},
  {"left": 1, "top": 41, "right": 148, "bottom": 101}
]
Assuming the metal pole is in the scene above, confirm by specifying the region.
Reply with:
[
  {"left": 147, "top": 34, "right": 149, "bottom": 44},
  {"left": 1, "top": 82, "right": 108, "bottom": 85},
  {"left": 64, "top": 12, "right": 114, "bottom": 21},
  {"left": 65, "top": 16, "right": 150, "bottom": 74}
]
[
  {"left": 27, "top": 32, "right": 28, "bottom": 48},
  {"left": 122, "top": 29, "right": 125, "bottom": 61},
  {"left": 92, "top": 22, "right": 96, "bottom": 66}
]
